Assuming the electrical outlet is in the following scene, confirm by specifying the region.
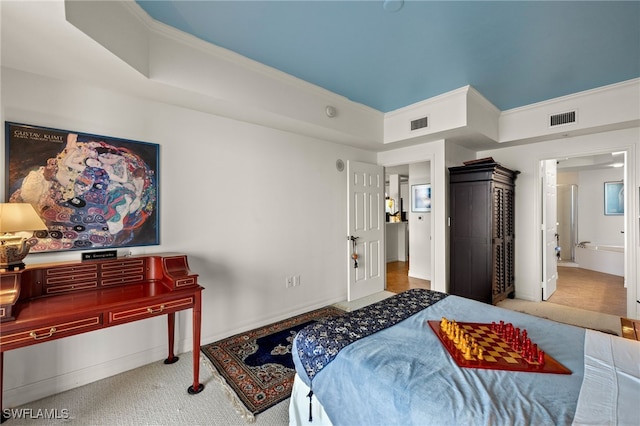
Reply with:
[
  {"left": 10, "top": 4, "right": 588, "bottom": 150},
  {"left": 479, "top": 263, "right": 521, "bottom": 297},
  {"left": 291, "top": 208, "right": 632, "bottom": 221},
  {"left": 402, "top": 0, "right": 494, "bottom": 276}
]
[
  {"left": 285, "top": 276, "right": 294, "bottom": 288},
  {"left": 293, "top": 275, "right": 301, "bottom": 286}
]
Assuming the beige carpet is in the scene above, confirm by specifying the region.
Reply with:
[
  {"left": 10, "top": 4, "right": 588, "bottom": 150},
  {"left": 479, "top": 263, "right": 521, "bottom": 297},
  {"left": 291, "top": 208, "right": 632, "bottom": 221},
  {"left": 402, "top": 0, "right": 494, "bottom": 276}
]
[
  {"left": 497, "top": 298, "right": 621, "bottom": 336},
  {"left": 5, "top": 354, "right": 289, "bottom": 425},
  {"left": 332, "top": 290, "right": 395, "bottom": 311}
]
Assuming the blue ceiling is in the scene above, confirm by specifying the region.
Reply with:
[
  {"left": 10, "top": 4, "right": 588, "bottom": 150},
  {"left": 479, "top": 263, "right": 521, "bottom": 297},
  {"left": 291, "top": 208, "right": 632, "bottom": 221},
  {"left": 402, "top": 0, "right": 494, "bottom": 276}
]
[{"left": 136, "top": 1, "right": 640, "bottom": 113}]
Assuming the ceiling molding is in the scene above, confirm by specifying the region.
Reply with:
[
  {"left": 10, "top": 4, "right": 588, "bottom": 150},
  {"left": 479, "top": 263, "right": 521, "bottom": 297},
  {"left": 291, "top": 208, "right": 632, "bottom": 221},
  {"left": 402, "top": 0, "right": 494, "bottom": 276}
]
[
  {"left": 9, "top": 1, "right": 637, "bottom": 153},
  {"left": 119, "top": 1, "right": 379, "bottom": 115}
]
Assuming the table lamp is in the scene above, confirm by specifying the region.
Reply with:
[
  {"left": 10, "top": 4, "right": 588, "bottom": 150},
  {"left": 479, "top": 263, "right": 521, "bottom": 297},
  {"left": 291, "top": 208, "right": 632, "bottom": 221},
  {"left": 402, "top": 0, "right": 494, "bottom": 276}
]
[{"left": 0, "top": 203, "right": 47, "bottom": 270}]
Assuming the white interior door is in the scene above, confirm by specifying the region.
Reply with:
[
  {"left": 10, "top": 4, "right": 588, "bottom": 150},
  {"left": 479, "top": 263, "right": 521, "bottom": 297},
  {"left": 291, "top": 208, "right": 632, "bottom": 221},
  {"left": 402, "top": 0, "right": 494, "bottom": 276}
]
[
  {"left": 347, "top": 160, "right": 385, "bottom": 301},
  {"left": 542, "top": 159, "right": 558, "bottom": 300}
]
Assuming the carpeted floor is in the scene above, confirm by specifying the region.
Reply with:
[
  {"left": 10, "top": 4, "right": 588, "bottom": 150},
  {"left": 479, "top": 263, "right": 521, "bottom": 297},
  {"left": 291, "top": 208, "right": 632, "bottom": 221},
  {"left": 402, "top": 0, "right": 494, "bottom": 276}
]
[
  {"left": 497, "top": 298, "right": 621, "bottom": 336},
  {"left": 332, "top": 290, "right": 395, "bottom": 311},
  {"left": 4, "top": 352, "right": 291, "bottom": 425},
  {"left": 200, "top": 306, "right": 343, "bottom": 422}
]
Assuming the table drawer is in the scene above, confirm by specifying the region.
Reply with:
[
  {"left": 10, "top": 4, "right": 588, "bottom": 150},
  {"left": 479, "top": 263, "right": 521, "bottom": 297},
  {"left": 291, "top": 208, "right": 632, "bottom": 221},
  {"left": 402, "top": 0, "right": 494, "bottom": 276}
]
[
  {"left": 44, "top": 265, "right": 99, "bottom": 290},
  {"left": 101, "top": 274, "right": 146, "bottom": 287},
  {"left": 46, "top": 264, "right": 98, "bottom": 278},
  {"left": 45, "top": 281, "right": 98, "bottom": 295},
  {"left": 100, "top": 259, "right": 145, "bottom": 272},
  {"left": 100, "top": 259, "right": 146, "bottom": 287},
  {"left": 108, "top": 297, "right": 194, "bottom": 323},
  {"left": 175, "top": 277, "right": 196, "bottom": 287},
  {"left": 0, "top": 315, "right": 103, "bottom": 348}
]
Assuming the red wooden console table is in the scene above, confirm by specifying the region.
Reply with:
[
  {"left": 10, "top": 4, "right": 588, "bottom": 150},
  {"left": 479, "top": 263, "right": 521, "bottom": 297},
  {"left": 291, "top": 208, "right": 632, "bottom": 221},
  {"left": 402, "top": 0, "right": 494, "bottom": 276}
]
[{"left": 0, "top": 253, "right": 204, "bottom": 421}]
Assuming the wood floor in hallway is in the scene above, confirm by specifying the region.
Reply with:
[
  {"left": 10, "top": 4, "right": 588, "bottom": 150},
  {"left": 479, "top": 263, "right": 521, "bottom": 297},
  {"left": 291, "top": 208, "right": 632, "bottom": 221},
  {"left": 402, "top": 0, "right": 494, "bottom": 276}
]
[
  {"left": 386, "top": 261, "right": 430, "bottom": 293},
  {"left": 386, "top": 261, "right": 626, "bottom": 317}
]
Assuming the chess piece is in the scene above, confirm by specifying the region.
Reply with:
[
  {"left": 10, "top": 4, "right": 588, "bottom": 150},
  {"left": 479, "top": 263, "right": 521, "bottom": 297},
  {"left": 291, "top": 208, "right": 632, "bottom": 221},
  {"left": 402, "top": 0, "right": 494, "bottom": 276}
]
[
  {"left": 464, "top": 345, "right": 472, "bottom": 360},
  {"left": 472, "top": 342, "right": 479, "bottom": 356},
  {"left": 526, "top": 348, "right": 534, "bottom": 363},
  {"left": 454, "top": 327, "right": 461, "bottom": 345}
]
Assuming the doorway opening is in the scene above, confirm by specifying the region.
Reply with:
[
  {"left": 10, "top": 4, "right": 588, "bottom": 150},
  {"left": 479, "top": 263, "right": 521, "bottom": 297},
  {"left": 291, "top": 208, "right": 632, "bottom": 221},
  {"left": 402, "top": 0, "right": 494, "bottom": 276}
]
[
  {"left": 384, "top": 163, "right": 431, "bottom": 293},
  {"left": 544, "top": 151, "right": 627, "bottom": 317}
]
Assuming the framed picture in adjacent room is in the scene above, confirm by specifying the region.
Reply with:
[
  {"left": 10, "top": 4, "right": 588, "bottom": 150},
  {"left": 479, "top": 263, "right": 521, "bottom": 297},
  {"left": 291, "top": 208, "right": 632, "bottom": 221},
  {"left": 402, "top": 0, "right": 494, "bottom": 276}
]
[
  {"left": 604, "top": 181, "right": 624, "bottom": 215},
  {"left": 5, "top": 122, "right": 160, "bottom": 253},
  {"left": 411, "top": 183, "right": 431, "bottom": 212}
]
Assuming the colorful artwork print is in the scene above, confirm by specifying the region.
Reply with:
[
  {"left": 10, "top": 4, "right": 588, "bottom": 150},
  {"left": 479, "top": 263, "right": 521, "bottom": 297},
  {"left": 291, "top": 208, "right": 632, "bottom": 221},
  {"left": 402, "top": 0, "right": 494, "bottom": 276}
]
[{"left": 5, "top": 122, "right": 159, "bottom": 253}]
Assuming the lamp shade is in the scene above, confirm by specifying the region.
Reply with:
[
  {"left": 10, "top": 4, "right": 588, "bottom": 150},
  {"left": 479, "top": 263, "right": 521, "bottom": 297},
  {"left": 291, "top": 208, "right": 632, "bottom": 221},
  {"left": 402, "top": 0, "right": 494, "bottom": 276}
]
[{"left": 0, "top": 203, "right": 48, "bottom": 233}]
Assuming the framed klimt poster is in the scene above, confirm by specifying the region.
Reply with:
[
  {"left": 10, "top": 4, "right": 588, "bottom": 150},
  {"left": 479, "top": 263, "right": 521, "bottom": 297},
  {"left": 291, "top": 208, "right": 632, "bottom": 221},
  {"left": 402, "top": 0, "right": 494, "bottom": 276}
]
[
  {"left": 411, "top": 183, "right": 431, "bottom": 212},
  {"left": 604, "top": 181, "right": 624, "bottom": 215},
  {"left": 5, "top": 122, "right": 159, "bottom": 253}
]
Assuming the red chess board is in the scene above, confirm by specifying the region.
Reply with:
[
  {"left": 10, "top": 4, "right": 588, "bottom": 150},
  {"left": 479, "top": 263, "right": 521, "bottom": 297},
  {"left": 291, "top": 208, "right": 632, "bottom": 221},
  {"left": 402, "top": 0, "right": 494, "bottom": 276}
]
[{"left": 428, "top": 320, "right": 572, "bottom": 374}]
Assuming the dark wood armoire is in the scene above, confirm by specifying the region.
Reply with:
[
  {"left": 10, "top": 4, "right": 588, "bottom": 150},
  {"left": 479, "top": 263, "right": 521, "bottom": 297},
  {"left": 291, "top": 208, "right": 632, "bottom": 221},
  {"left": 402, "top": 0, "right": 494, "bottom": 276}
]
[{"left": 449, "top": 161, "right": 519, "bottom": 305}]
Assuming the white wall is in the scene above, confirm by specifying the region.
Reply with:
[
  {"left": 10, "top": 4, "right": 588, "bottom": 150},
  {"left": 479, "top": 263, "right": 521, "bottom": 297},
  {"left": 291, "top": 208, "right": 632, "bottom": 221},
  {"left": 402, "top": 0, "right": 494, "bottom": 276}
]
[
  {"left": 408, "top": 162, "right": 431, "bottom": 280},
  {"left": 478, "top": 128, "right": 638, "bottom": 316},
  {"left": 577, "top": 168, "right": 625, "bottom": 246},
  {"left": 0, "top": 67, "right": 376, "bottom": 407},
  {"left": 401, "top": 183, "right": 409, "bottom": 213},
  {"left": 378, "top": 140, "right": 447, "bottom": 292}
]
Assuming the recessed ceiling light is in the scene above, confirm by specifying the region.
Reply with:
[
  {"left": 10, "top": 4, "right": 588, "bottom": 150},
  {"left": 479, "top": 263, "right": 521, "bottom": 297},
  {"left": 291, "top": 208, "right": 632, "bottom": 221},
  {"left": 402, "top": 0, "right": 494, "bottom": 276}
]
[
  {"left": 383, "top": 0, "right": 404, "bottom": 13},
  {"left": 325, "top": 105, "right": 337, "bottom": 118}
]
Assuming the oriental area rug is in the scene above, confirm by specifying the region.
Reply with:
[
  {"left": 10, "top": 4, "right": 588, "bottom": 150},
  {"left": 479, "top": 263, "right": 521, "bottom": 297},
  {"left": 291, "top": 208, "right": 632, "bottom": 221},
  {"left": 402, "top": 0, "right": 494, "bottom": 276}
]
[{"left": 201, "top": 306, "right": 344, "bottom": 421}]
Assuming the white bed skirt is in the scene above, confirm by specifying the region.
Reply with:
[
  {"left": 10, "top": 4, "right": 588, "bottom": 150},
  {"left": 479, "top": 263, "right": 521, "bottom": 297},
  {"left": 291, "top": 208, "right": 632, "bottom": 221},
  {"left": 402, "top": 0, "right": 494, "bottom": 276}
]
[{"left": 289, "top": 374, "right": 334, "bottom": 426}]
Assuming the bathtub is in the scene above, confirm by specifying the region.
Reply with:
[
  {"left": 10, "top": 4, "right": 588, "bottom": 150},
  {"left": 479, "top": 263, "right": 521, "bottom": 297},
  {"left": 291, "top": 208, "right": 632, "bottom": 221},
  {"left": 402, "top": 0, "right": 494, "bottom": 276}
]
[{"left": 575, "top": 243, "right": 624, "bottom": 277}]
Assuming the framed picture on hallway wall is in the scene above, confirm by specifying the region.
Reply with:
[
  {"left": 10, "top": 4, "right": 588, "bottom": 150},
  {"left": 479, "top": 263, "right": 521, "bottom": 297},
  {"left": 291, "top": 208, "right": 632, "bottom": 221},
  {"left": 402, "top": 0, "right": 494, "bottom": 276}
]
[
  {"left": 604, "top": 181, "right": 624, "bottom": 215},
  {"left": 411, "top": 183, "right": 431, "bottom": 212},
  {"left": 5, "top": 122, "right": 160, "bottom": 253}
]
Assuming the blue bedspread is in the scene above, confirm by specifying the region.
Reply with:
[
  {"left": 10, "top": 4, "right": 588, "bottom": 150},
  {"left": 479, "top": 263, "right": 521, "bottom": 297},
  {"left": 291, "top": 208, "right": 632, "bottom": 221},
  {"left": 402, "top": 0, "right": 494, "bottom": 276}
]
[
  {"left": 295, "top": 289, "right": 448, "bottom": 383},
  {"left": 292, "top": 292, "right": 586, "bottom": 426}
]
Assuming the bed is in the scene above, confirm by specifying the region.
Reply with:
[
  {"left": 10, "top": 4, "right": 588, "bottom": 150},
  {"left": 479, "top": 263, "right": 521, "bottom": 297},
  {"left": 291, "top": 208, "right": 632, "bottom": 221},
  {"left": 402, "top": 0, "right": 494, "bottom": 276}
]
[{"left": 290, "top": 289, "right": 639, "bottom": 426}]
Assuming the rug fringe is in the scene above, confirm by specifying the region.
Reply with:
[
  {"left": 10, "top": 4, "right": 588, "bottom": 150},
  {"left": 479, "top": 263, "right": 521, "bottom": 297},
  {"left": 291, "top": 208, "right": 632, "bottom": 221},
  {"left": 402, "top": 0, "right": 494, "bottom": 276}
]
[{"left": 201, "top": 354, "right": 257, "bottom": 423}]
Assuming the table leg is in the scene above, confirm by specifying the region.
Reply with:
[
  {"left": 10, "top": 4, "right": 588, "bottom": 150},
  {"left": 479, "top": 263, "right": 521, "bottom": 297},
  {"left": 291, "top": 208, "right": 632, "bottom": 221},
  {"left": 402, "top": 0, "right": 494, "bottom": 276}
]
[
  {"left": 164, "top": 312, "right": 179, "bottom": 364},
  {"left": 187, "top": 290, "right": 204, "bottom": 394}
]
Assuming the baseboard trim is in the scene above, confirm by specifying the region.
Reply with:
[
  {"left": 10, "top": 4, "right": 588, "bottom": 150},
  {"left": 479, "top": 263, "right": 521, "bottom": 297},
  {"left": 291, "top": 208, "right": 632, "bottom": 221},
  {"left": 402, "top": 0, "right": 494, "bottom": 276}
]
[
  {"left": 3, "top": 345, "right": 172, "bottom": 407},
  {"left": 408, "top": 269, "right": 430, "bottom": 281}
]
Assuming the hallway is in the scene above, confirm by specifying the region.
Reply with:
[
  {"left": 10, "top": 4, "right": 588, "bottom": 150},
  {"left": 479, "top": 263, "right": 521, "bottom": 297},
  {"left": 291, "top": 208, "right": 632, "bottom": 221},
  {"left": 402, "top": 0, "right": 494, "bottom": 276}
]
[
  {"left": 386, "top": 262, "right": 626, "bottom": 317},
  {"left": 386, "top": 261, "right": 430, "bottom": 293}
]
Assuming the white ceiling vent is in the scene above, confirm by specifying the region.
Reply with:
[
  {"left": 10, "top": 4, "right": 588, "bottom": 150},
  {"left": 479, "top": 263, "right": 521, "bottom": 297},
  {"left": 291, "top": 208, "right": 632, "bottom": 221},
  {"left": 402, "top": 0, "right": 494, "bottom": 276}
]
[
  {"left": 410, "top": 116, "right": 429, "bottom": 131},
  {"left": 549, "top": 110, "right": 577, "bottom": 127}
]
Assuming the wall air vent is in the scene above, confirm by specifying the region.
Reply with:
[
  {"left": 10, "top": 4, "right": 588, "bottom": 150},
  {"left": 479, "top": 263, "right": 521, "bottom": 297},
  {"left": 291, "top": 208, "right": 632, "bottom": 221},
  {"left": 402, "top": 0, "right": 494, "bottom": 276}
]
[
  {"left": 549, "top": 110, "right": 577, "bottom": 127},
  {"left": 410, "top": 116, "right": 429, "bottom": 131}
]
